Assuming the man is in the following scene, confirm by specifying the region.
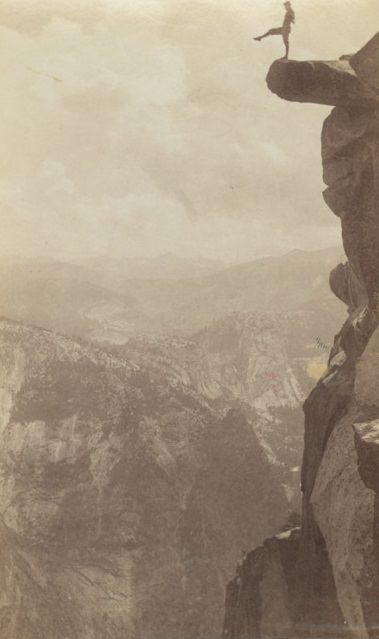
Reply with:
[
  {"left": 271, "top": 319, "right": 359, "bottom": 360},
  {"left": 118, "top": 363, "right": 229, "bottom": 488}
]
[{"left": 254, "top": 2, "right": 295, "bottom": 60}]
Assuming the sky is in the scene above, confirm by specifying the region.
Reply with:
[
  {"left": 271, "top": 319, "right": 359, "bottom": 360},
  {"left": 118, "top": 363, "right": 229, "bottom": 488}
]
[{"left": 0, "top": 0, "right": 377, "bottom": 262}]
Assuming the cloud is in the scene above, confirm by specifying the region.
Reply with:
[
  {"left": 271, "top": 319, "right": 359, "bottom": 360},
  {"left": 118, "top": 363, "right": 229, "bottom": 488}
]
[{"left": 1, "top": 0, "right": 376, "bottom": 261}]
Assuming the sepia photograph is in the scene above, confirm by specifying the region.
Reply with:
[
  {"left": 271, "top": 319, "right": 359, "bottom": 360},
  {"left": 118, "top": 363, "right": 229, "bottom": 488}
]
[{"left": 0, "top": 1, "right": 378, "bottom": 637}]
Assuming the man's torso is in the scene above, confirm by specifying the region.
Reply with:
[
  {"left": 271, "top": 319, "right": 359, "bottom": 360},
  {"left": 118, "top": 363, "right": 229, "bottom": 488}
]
[{"left": 283, "top": 8, "right": 295, "bottom": 31}]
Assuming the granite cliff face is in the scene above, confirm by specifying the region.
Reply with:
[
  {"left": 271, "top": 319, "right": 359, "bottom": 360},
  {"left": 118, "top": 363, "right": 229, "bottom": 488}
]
[
  {"left": 0, "top": 319, "right": 289, "bottom": 639},
  {"left": 224, "top": 33, "right": 379, "bottom": 639},
  {"left": 119, "top": 310, "right": 334, "bottom": 505}
]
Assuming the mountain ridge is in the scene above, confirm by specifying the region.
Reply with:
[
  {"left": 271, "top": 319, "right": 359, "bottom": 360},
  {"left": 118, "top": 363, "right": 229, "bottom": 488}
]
[{"left": 0, "top": 246, "right": 345, "bottom": 342}]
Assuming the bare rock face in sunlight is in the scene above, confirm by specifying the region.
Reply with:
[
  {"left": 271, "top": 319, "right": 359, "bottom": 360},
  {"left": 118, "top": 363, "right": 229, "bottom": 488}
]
[
  {"left": 224, "top": 32, "right": 379, "bottom": 639},
  {"left": 0, "top": 319, "right": 288, "bottom": 639}
]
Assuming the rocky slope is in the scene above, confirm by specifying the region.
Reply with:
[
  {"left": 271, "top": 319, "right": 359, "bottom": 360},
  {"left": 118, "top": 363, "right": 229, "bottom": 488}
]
[
  {"left": 223, "top": 32, "right": 379, "bottom": 639},
  {"left": 118, "top": 310, "right": 338, "bottom": 505},
  {"left": 0, "top": 318, "right": 288, "bottom": 639}
]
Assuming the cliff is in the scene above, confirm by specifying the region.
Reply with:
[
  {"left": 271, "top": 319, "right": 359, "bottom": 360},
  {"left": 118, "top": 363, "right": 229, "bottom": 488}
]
[
  {"left": 120, "top": 310, "right": 331, "bottom": 504},
  {"left": 0, "top": 319, "right": 288, "bottom": 639},
  {"left": 223, "top": 33, "right": 379, "bottom": 639}
]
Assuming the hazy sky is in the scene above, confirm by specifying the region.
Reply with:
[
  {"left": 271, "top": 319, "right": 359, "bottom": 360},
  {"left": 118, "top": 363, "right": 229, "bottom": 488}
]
[{"left": 0, "top": 0, "right": 377, "bottom": 262}]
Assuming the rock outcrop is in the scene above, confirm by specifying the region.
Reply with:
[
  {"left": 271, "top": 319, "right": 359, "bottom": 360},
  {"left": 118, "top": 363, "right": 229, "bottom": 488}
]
[
  {"left": 223, "top": 529, "right": 301, "bottom": 639},
  {"left": 223, "top": 32, "right": 379, "bottom": 639},
  {"left": 266, "top": 57, "right": 379, "bottom": 108}
]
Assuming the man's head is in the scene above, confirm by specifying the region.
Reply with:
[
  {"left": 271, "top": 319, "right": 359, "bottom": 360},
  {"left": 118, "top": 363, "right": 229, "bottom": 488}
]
[{"left": 284, "top": 1, "right": 292, "bottom": 7}]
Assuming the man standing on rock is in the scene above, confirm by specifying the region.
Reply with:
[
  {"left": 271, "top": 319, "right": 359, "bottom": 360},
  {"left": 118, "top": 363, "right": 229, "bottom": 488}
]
[{"left": 254, "top": 2, "right": 295, "bottom": 60}]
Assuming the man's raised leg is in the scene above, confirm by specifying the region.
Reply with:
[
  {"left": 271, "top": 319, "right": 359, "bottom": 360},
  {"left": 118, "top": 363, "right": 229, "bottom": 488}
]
[{"left": 254, "top": 27, "right": 283, "bottom": 42}]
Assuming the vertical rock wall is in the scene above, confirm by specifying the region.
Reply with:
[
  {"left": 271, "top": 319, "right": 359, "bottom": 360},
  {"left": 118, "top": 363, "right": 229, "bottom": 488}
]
[{"left": 223, "top": 33, "right": 379, "bottom": 639}]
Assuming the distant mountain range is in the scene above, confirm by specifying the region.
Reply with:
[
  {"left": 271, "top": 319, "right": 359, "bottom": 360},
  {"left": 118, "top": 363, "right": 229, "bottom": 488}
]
[
  {"left": 0, "top": 247, "right": 346, "bottom": 342},
  {"left": 74, "top": 252, "right": 227, "bottom": 281}
]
